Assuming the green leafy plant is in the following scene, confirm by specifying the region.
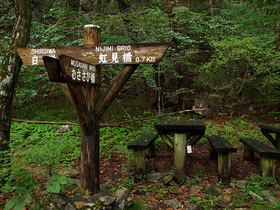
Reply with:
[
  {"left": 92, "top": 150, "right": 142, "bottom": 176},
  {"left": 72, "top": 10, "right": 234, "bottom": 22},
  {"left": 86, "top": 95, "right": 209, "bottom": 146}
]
[
  {"left": 4, "top": 189, "right": 34, "bottom": 210},
  {"left": 244, "top": 176, "right": 276, "bottom": 197},
  {"left": 3, "top": 169, "right": 38, "bottom": 210},
  {"left": 121, "top": 175, "right": 135, "bottom": 190},
  {"left": 185, "top": 177, "right": 201, "bottom": 187},
  {"left": 11, "top": 123, "right": 81, "bottom": 176},
  {"left": 193, "top": 166, "right": 205, "bottom": 177},
  {"left": 198, "top": 194, "right": 220, "bottom": 208},
  {"left": 127, "top": 199, "right": 148, "bottom": 210},
  {"left": 189, "top": 195, "right": 200, "bottom": 203},
  {"left": 252, "top": 175, "right": 276, "bottom": 187},
  {"left": 45, "top": 175, "right": 74, "bottom": 194},
  {"left": 229, "top": 193, "right": 248, "bottom": 208}
]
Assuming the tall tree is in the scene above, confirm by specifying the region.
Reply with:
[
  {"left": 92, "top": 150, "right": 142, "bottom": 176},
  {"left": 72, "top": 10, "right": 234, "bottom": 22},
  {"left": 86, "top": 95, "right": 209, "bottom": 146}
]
[{"left": 0, "top": 0, "right": 32, "bottom": 174}]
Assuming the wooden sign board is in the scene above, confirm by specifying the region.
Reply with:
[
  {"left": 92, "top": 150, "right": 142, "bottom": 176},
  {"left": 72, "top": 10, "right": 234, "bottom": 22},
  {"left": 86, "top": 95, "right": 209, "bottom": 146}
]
[
  {"left": 59, "top": 54, "right": 101, "bottom": 85},
  {"left": 17, "top": 42, "right": 170, "bottom": 66},
  {"left": 42, "top": 56, "right": 66, "bottom": 83}
]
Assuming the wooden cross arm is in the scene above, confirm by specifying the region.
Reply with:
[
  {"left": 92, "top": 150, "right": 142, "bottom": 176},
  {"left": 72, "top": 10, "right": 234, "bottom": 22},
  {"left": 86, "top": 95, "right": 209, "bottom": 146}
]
[
  {"left": 189, "top": 134, "right": 204, "bottom": 146},
  {"left": 158, "top": 133, "right": 174, "bottom": 150}
]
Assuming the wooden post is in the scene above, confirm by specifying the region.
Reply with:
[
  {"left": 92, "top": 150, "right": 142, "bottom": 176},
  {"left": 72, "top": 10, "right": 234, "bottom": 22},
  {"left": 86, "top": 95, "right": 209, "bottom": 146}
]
[
  {"left": 78, "top": 26, "right": 139, "bottom": 194},
  {"left": 218, "top": 152, "right": 231, "bottom": 183},
  {"left": 174, "top": 133, "right": 187, "bottom": 182},
  {"left": 82, "top": 25, "right": 101, "bottom": 111},
  {"left": 17, "top": 26, "right": 169, "bottom": 195},
  {"left": 134, "top": 149, "right": 146, "bottom": 177},
  {"left": 80, "top": 25, "right": 101, "bottom": 195},
  {"left": 260, "top": 157, "right": 275, "bottom": 177}
]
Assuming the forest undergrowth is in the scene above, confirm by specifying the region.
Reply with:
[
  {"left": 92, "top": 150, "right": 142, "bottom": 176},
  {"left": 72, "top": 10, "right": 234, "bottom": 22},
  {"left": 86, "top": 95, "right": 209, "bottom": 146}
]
[{"left": 1, "top": 93, "right": 280, "bottom": 209}]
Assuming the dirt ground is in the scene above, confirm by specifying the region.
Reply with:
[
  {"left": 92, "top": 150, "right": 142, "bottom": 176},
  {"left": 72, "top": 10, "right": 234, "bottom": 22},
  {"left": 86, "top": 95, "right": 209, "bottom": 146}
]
[
  {"left": 1, "top": 135, "right": 279, "bottom": 209},
  {"left": 97, "top": 144, "right": 280, "bottom": 209}
]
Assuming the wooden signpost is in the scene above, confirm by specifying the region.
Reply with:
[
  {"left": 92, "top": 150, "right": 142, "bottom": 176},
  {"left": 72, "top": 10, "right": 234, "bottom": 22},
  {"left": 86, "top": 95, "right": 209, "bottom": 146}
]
[
  {"left": 17, "top": 42, "right": 169, "bottom": 66},
  {"left": 17, "top": 25, "right": 169, "bottom": 195}
]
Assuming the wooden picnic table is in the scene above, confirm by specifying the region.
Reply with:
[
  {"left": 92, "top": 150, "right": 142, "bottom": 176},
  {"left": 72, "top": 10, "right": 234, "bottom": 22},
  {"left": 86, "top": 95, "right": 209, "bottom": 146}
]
[
  {"left": 259, "top": 124, "right": 280, "bottom": 151},
  {"left": 154, "top": 119, "right": 206, "bottom": 182}
]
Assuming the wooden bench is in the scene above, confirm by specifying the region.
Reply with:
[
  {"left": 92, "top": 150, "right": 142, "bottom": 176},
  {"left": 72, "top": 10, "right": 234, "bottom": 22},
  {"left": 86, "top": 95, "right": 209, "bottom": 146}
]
[
  {"left": 206, "top": 135, "right": 237, "bottom": 183},
  {"left": 128, "top": 133, "right": 158, "bottom": 176},
  {"left": 240, "top": 138, "right": 280, "bottom": 177}
]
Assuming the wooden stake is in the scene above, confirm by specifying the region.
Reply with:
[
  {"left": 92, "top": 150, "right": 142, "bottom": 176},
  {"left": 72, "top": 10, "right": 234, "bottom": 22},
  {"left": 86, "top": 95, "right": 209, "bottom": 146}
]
[
  {"left": 218, "top": 152, "right": 231, "bottom": 183},
  {"left": 174, "top": 133, "right": 187, "bottom": 182},
  {"left": 260, "top": 157, "right": 275, "bottom": 177},
  {"left": 83, "top": 25, "right": 101, "bottom": 112},
  {"left": 134, "top": 149, "right": 146, "bottom": 176},
  {"left": 80, "top": 25, "right": 101, "bottom": 195}
]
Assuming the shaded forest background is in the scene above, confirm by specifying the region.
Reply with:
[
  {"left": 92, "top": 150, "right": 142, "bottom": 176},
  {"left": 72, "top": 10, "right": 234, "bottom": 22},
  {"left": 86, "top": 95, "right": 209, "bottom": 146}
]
[{"left": 1, "top": 0, "right": 280, "bottom": 118}]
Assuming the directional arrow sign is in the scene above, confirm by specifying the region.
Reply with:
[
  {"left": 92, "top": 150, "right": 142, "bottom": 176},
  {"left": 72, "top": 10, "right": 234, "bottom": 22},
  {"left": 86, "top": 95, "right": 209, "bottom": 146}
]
[
  {"left": 58, "top": 54, "right": 102, "bottom": 85},
  {"left": 17, "top": 42, "right": 170, "bottom": 66},
  {"left": 42, "top": 56, "right": 66, "bottom": 83}
]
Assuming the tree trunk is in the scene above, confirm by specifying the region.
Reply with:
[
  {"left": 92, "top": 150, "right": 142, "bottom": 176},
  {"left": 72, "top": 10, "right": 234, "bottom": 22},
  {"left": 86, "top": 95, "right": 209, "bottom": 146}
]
[
  {"left": 67, "top": 0, "right": 80, "bottom": 11},
  {"left": 0, "top": 0, "right": 32, "bottom": 173},
  {"left": 167, "top": 0, "right": 175, "bottom": 18}
]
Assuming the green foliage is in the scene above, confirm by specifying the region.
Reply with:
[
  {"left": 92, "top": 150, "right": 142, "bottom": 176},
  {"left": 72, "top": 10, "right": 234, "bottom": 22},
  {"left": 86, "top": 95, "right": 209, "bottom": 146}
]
[
  {"left": 272, "top": 201, "right": 280, "bottom": 209},
  {"left": 204, "top": 117, "right": 263, "bottom": 145},
  {"left": 251, "top": 175, "right": 276, "bottom": 187},
  {"left": 45, "top": 174, "right": 74, "bottom": 194},
  {"left": 30, "top": 4, "right": 85, "bottom": 47},
  {"left": 244, "top": 175, "right": 277, "bottom": 201},
  {"left": 193, "top": 165, "right": 205, "bottom": 177},
  {"left": 185, "top": 176, "right": 201, "bottom": 188},
  {"left": 121, "top": 175, "right": 135, "bottom": 190},
  {"left": 0, "top": 0, "right": 14, "bottom": 34},
  {"left": 194, "top": 2, "right": 280, "bottom": 111},
  {"left": 2, "top": 168, "right": 38, "bottom": 210},
  {"left": 9, "top": 0, "right": 279, "bottom": 113},
  {"left": 229, "top": 193, "right": 248, "bottom": 208},
  {"left": 3, "top": 171, "right": 73, "bottom": 209},
  {"left": 197, "top": 194, "right": 221, "bottom": 208},
  {"left": 1, "top": 0, "right": 279, "bottom": 114},
  {"left": 1, "top": 168, "right": 38, "bottom": 194},
  {"left": 10, "top": 123, "right": 81, "bottom": 176},
  {"left": 14, "top": 66, "right": 60, "bottom": 105},
  {"left": 3, "top": 121, "right": 77, "bottom": 208},
  {"left": 127, "top": 199, "right": 148, "bottom": 210},
  {"left": 189, "top": 195, "right": 200, "bottom": 203},
  {"left": 100, "top": 126, "right": 136, "bottom": 157},
  {"left": 4, "top": 191, "right": 33, "bottom": 210}
]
